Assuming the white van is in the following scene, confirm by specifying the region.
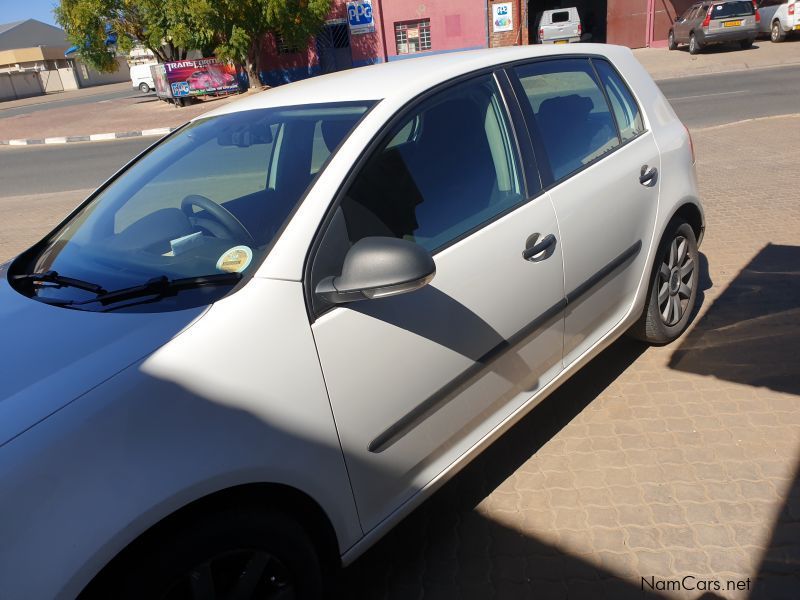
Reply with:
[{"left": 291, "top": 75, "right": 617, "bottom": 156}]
[
  {"left": 130, "top": 62, "right": 156, "bottom": 93},
  {"left": 536, "top": 7, "right": 582, "bottom": 43}
]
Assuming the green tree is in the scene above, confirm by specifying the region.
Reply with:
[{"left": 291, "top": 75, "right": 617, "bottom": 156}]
[
  {"left": 189, "top": 0, "right": 331, "bottom": 88},
  {"left": 55, "top": 0, "right": 201, "bottom": 71},
  {"left": 56, "top": 0, "right": 333, "bottom": 85}
]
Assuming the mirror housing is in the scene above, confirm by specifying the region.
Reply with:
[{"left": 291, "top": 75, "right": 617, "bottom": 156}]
[{"left": 316, "top": 237, "right": 435, "bottom": 304}]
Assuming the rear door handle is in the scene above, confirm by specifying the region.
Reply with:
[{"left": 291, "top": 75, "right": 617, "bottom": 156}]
[
  {"left": 640, "top": 165, "right": 658, "bottom": 186},
  {"left": 523, "top": 233, "right": 556, "bottom": 262}
]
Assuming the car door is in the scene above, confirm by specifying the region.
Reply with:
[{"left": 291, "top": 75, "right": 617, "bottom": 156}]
[
  {"left": 509, "top": 57, "right": 660, "bottom": 366},
  {"left": 308, "top": 72, "right": 566, "bottom": 532},
  {"left": 675, "top": 4, "right": 700, "bottom": 41}
]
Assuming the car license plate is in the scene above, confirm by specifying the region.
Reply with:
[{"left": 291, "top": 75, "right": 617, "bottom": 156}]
[
  {"left": 554, "top": 39, "right": 568, "bottom": 44},
  {"left": 794, "top": 24, "right": 800, "bottom": 30},
  {"left": 724, "top": 20, "right": 742, "bottom": 27}
]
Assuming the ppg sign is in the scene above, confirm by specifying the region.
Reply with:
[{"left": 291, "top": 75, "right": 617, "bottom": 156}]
[{"left": 347, "top": 0, "right": 375, "bottom": 34}]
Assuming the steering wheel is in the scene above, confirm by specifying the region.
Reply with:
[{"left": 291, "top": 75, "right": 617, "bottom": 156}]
[{"left": 181, "top": 194, "right": 254, "bottom": 244}]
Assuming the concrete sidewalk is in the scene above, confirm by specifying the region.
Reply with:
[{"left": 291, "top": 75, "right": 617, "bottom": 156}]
[
  {"left": 634, "top": 38, "right": 800, "bottom": 80},
  {"left": 1, "top": 39, "right": 798, "bottom": 145}
]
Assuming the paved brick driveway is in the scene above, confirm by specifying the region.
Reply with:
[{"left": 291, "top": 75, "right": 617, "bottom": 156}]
[{"left": 340, "top": 115, "right": 800, "bottom": 599}]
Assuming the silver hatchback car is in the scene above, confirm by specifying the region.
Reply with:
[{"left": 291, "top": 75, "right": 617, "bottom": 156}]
[
  {"left": 669, "top": 0, "right": 759, "bottom": 53},
  {"left": 0, "top": 45, "right": 703, "bottom": 599}
]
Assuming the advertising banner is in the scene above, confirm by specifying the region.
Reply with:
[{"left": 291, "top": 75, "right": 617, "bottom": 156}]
[
  {"left": 151, "top": 58, "right": 238, "bottom": 99},
  {"left": 347, "top": 0, "right": 375, "bottom": 34},
  {"left": 493, "top": 2, "right": 514, "bottom": 33}
]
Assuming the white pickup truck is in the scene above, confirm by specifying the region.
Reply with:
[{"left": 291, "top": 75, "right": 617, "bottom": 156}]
[
  {"left": 535, "top": 7, "right": 582, "bottom": 44},
  {"left": 757, "top": 0, "right": 800, "bottom": 41}
]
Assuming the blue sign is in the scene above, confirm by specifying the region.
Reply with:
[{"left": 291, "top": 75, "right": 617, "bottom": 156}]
[
  {"left": 347, "top": 0, "right": 375, "bottom": 34},
  {"left": 171, "top": 81, "right": 190, "bottom": 97}
]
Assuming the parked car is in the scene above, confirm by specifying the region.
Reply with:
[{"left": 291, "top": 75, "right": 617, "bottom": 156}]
[
  {"left": 535, "top": 7, "right": 582, "bottom": 43},
  {"left": 130, "top": 62, "right": 156, "bottom": 93},
  {"left": 757, "top": 0, "right": 800, "bottom": 41},
  {"left": 0, "top": 44, "right": 704, "bottom": 599},
  {"left": 669, "top": 0, "right": 759, "bottom": 53}
]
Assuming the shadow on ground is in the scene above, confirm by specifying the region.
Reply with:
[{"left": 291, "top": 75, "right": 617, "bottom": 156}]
[
  {"left": 671, "top": 243, "right": 800, "bottom": 598},
  {"left": 676, "top": 43, "right": 762, "bottom": 55},
  {"left": 669, "top": 243, "right": 800, "bottom": 395}
]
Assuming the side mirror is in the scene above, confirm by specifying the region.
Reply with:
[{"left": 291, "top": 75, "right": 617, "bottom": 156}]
[{"left": 316, "top": 237, "right": 435, "bottom": 304}]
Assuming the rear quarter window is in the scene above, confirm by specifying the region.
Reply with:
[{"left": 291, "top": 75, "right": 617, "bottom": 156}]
[{"left": 592, "top": 59, "right": 645, "bottom": 143}]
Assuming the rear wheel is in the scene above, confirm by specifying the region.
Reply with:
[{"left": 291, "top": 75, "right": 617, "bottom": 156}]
[
  {"left": 629, "top": 220, "right": 699, "bottom": 345},
  {"left": 771, "top": 21, "right": 786, "bottom": 42},
  {"left": 689, "top": 33, "right": 701, "bottom": 54},
  {"left": 87, "top": 509, "right": 325, "bottom": 600},
  {"left": 138, "top": 82, "right": 150, "bottom": 93},
  {"left": 668, "top": 30, "right": 677, "bottom": 50}
]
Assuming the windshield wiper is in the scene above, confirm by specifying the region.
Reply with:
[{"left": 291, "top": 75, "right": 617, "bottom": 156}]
[
  {"left": 12, "top": 270, "right": 107, "bottom": 295},
  {"left": 76, "top": 272, "right": 243, "bottom": 307}
]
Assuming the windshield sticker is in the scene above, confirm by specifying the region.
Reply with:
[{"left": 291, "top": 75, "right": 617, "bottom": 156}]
[{"left": 216, "top": 246, "right": 253, "bottom": 273}]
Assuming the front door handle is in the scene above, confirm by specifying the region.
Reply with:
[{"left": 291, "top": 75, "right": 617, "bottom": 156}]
[
  {"left": 523, "top": 233, "right": 556, "bottom": 262},
  {"left": 640, "top": 165, "right": 658, "bottom": 186}
]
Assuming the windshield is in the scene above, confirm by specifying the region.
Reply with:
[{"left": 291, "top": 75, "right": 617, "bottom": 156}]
[{"left": 12, "top": 102, "right": 371, "bottom": 312}]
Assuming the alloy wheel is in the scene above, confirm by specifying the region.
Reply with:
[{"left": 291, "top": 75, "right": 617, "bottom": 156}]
[{"left": 657, "top": 234, "right": 694, "bottom": 326}]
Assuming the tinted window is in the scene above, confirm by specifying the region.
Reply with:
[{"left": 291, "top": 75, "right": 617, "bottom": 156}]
[
  {"left": 339, "top": 75, "right": 525, "bottom": 253},
  {"left": 513, "top": 59, "right": 620, "bottom": 181},
  {"left": 712, "top": 1, "right": 755, "bottom": 17},
  {"left": 551, "top": 11, "right": 571, "bottom": 22},
  {"left": 19, "top": 104, "right": 370, "bottom": 312},
  {"left": 593, "top": 59, "right": 645, "bottom": 142}
]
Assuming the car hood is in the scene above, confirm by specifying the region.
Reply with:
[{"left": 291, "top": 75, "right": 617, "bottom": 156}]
[{"left": 0, "top": 264, "right": 208, "bottom": 447}]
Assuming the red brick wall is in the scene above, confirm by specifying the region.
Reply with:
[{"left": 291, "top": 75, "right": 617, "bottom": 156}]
[{"left": 488, "top": 0, "right": 527, "bottom": 47}]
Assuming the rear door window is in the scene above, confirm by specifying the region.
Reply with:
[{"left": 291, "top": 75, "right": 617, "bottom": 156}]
[
  {"left": 551, "top": 11, "right": 571, "bottom": 23},
  {"left": 511, "top": 58, "right": 620, "bottom": 182}
]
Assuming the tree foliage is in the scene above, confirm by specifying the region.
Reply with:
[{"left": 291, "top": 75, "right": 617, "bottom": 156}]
[{"left": 56, "top": 0, "right": 332, "bottom": 87}]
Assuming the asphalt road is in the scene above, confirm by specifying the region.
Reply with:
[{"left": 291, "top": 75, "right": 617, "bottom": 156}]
[
  {"left": 1, "top": 64, "right": 798, "bottom": 199},
  {"left": 657, "top": 64, "right": 800, "bottom": 129},
  {"left": 0, "top": 86, "right": 150, "bottom": 119}
]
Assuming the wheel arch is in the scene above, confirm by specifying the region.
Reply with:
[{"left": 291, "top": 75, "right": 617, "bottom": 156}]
[
  {"left": 672, "top": 201, "right": 705, "bottom": 247},
  {"left": 78, "top": 482, "right": 341, "bottom": 598}
]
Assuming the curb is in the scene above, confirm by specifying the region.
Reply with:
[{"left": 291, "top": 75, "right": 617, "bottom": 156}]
[{"left": 0, "top": 127, "right": 178, "bottom": 147}]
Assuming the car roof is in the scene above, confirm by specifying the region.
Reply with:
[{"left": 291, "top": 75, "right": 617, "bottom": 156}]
[{"left": 199, "top": 44, "right": 631, "bottom": 121}]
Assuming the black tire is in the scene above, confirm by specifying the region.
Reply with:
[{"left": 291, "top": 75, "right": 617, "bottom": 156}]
[
  {"left": 629, "top": 219, "right": 699, "bottom": 345},
  {"left": 689, "top": 33, "right": 701, "bottom": 55},
  {"left": 87, "top": 508, "right": 325, "bottom": 600},
  {"left": 771, "top": 21, "right": 786, "bottom": 43},
  {"left": 139, "top": 82, "right": 151, "bottom": 93},
  {"left": 668, "top": 30, "right": 677, "bottom": 50},
  {"left": 740, "top": 38, "right": 754, "bottom": 49}
]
